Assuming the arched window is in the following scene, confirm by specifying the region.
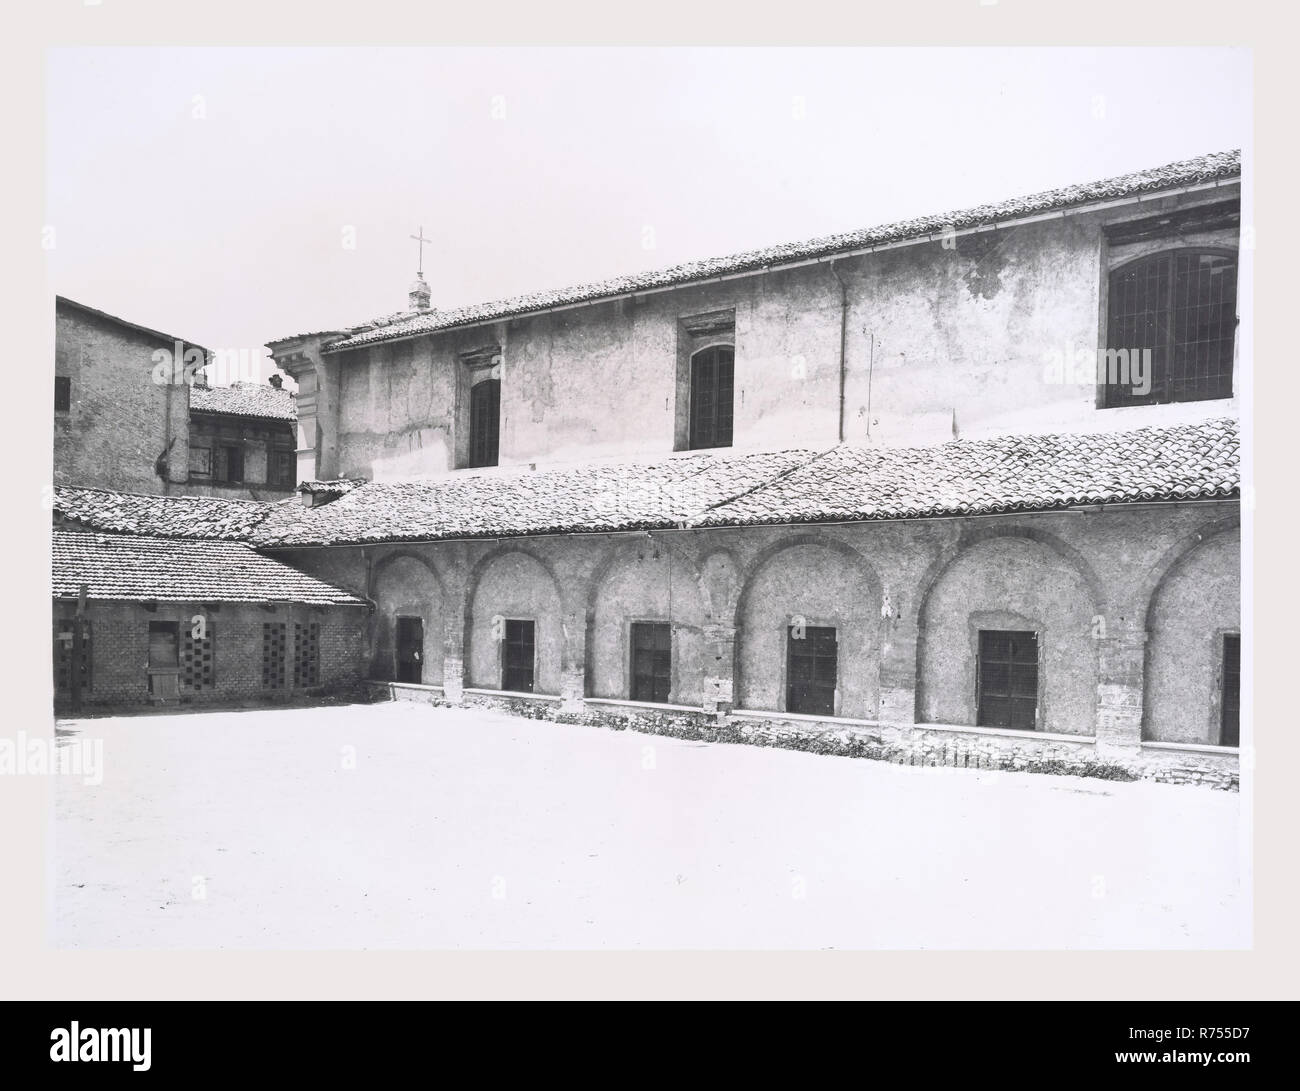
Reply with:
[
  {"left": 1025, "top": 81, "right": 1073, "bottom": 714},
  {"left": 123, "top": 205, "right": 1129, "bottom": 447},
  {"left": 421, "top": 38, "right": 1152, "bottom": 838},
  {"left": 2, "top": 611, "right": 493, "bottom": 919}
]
[
  {"left": 1104, "top": 249, "right": 1237, "bottom": 407},
  {"left": 468, "top": 378, "right": 500, "bottom": 468},
  {"left": 688, "top": 344, "right": 734, "bottom": 449}
]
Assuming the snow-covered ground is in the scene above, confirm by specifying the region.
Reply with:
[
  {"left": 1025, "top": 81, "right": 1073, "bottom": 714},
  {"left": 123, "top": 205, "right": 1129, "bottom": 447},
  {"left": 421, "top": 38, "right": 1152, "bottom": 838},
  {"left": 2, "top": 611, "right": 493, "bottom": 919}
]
[{"left": 52, "top": 703, "right": 1249, "bottom": 949}]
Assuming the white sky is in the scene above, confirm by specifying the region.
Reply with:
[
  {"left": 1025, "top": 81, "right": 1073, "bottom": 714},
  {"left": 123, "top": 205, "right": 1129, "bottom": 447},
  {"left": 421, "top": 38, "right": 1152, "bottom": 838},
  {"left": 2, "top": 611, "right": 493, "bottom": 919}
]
[{"left": 45, "top": 47, "right": 1251, "bottom": 380}]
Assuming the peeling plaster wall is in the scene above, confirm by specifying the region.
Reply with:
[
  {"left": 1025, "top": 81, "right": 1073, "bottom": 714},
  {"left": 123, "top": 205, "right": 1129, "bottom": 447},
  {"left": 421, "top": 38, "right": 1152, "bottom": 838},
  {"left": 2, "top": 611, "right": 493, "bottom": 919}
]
[{"left": 319, "top": 187, "right": 1238, "bottom": 483}]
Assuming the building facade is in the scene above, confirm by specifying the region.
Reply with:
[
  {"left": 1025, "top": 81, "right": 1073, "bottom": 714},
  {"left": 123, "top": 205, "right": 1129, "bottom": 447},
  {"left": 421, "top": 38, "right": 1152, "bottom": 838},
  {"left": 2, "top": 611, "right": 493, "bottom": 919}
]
[
  {"left": 54, "top": 297, "right": 297, "bottom": 501},
  {"left": 50, "top": 151, "right": 1244, "bottom": 788}
]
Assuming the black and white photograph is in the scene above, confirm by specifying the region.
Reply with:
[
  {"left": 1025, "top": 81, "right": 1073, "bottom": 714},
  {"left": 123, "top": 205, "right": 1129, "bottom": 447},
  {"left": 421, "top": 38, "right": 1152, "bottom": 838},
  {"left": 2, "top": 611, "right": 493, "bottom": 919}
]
[{"left": 1, "top": 0, "right": 1291, "bottom": 1031}]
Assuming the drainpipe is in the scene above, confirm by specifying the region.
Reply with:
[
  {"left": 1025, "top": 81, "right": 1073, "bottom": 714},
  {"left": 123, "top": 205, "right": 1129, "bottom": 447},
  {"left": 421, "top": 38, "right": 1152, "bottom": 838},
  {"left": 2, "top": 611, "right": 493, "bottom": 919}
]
[{"left": 829, "top": 261, "right": 848, "bottom": 444}]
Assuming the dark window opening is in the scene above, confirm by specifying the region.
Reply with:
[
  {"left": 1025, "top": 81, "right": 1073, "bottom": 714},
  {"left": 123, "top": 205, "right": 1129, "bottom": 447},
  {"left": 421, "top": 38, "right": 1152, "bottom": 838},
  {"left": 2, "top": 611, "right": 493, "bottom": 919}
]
[
  {"left": 688, "top": 345, "right": 734, "bottom": 450},
  {"left": 395, "top": 616, "right": 424, "bottom": 684},
  {"left": 1104, "top": 249, "right": 1237, "bottom": 407},
  {"left": 469, "top": 378, "right": 501, "bottom": 468},
  {"left": 53, "top": 618, "right": 92, "bottom": 697},
  {"left": 54, "top": 376, "right": 71, "bottom": 413},
  {"left": 147, "top": 621, "right": 179, "bottom": 669},
  {"left": 215, "top": 444, "right": 245, "bottom": 484},
  {"left": 977, "top": 630, "right": 1039, "bottom": 730},
  {"left": 786, "top": 625, "right": 837, "bottom": 717},
  {"left": 630, "top": 621, "right": 672, "bottom": 703},
  {"left": 502, "top": 619, "right": 535, "bottom": 693},
  {"left": 1221, "top": 633, "right": 1240, "bottom": 747}
]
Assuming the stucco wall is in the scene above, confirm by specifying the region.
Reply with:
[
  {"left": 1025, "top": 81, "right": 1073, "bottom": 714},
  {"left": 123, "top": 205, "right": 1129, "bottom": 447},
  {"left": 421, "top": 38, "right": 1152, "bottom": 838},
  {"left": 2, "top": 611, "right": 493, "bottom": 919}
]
[
  {"left": 1145, "top": 530, "right": 1241, "bottom": 744},
  {"left": 303, "top": 186, "right": 1239, "bottom": 483},
  {"left": 736, "top": 541, "right": 882, "bottom": 719},
  {"left": 274, "top": 502, "right": 1239, "bottom": 759},
  {"left": 916, "top": 536, "right": 1099, "bottom": 734}
]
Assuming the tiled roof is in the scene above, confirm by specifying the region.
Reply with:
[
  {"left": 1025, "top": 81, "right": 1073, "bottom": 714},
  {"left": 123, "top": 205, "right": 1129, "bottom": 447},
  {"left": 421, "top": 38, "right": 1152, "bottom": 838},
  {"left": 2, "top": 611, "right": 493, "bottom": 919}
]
[
  {"left": 252, "top": 418, "right": 1239, "bottom": 548},
  {"left": 52, "top": 529, "right": 365, "bottom": 605},
  {"left": 253, "top": 450, "right": 818, "bottom": 546},
  {"left": 53, "top": 486, "right": 277, "bottom": 541},
  {"left": 190, "top": 382, "right": 296, "bottom": 421},
  {"left": 52, "top": 419, "right": 1240, "bottom": 550},
  {"left": 303, "top": 150, "right": 1241, "bottom": 353},
  {"left": 692, "top": 418, "right": 1240, "bottom": 528}
]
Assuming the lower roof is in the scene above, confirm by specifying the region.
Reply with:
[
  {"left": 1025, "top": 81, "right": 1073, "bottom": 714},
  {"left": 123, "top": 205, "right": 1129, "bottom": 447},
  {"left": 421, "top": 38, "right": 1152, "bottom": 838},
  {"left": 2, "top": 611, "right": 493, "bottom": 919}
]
[
  {"left": 51, "top": 417, "right": 1240, "bottom": 551},
  {"left": 52, "top": 529, "right": 365, "bottom": 605}
]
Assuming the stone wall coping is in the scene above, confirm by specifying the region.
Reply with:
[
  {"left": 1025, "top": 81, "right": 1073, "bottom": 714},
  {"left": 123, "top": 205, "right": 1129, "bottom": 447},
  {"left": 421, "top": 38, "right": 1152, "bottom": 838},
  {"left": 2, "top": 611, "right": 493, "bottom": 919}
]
[
  {"left": 463, "top": 687, "right": 563, "bottom": 703},
  {"left": 585, "top": 697, "right": 710, "bottom": 715},
  {"left": 910, "top": 722, "right": 1097, "bottom": 745},
  {"left": 730, "top": 708, "right": 885, "bottom": 728},
  {"left": 379, "top": 681, "right": 444, "bottom": 694},
  {"left": 1141, "top": 740, "right": 1239, "bottom": 756}
]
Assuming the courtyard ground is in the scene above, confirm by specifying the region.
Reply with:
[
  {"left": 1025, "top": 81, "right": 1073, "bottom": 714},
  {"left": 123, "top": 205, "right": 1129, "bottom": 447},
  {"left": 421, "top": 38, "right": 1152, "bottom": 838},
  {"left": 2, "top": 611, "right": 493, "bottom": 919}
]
[{"left": 52, "top": 702, "right": 1249, "bottom": 949}]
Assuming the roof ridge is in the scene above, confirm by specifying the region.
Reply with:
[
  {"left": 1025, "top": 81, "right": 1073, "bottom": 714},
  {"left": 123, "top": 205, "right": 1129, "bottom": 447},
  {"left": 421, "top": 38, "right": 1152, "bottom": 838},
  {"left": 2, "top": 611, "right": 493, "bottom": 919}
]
[{"left": 297, "top": 149, "right": 1241, "bottom": 352}]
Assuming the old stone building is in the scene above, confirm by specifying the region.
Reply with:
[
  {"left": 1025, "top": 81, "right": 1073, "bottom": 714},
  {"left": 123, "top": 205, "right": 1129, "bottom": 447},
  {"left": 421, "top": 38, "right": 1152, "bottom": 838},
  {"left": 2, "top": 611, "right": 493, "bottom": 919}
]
[
  {"left": 54, "top": 297, "right": 297, "bottom": 501},
  {"left": 52, "top": 150, "right": 1244, "bottom": 786}
]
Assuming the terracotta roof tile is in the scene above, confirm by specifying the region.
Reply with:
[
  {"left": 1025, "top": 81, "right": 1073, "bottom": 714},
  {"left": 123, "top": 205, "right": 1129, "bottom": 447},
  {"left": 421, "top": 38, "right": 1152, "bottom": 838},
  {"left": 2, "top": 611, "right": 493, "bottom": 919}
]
[
  {"left": 53, "top": 486, "right": 277, "bottom": 541},
  {"left": 190, "top": 382, "right": 296, "bottom": 421},
  {"left": 307, "top": 150, "right": 1240, "bottom": 352},
  {"left": 52, "top": 529, "right": 365, "bottom": 605}
]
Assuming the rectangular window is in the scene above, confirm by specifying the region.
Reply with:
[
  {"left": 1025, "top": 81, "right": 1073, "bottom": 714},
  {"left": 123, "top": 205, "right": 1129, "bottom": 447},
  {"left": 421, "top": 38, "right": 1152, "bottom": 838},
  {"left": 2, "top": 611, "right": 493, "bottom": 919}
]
[
  {"left": 786, "top": 625, "right": 837, "bottom": 716},
  {"left": 53, "top": 618, "right": 92, "bottom": 696},
  {"left": 54, "top": 376, "right": 71, "bottom": 413},
  {"left": 395, "top": 616, "right": 424, "bottom": 684},
  {"left": 502, "top": 619, "right": 535, "bottom": 693},
  {"left": 630, "top": 622, "right": 672, "bottom": 703},
  {"left": 1221, "top": 633, "right": 1240, "bottom": 747},
  {"left": 147, "top": 621, "right": 179, "bottom": 669},
  {"left": 1104, "top": 250, "right": 1237, "bottom": 407},
  {"left": 689, "top": 345, "right": 735, "bottom": 449},
  {"left": 977, "top": 630, "right": 1039, "bottom": 730},
  {"left": 270, "top": 449, "right": 296, "bottom": 488},
  {"left": 215, "top": 444, "right": 245, "bottom": 484},
  {"left": 469, "top": 378, "right": 501, "bottom": 468},
  {"left": 188, "top": 446, "right": 212, "bottom": 476}
]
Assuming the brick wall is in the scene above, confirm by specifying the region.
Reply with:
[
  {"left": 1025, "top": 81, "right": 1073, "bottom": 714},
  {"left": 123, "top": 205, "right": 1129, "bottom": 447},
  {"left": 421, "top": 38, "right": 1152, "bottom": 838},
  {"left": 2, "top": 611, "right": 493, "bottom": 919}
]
[{"left": 52, "top": 599, "right": 367, "bottom": 709}]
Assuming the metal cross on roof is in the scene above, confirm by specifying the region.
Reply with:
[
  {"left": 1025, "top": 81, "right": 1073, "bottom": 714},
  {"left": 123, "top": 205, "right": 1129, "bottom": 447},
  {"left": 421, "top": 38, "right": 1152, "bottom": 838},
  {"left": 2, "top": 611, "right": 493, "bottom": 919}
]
[{"left": 410, "top": 225, "right": 431, "bottom": 276}]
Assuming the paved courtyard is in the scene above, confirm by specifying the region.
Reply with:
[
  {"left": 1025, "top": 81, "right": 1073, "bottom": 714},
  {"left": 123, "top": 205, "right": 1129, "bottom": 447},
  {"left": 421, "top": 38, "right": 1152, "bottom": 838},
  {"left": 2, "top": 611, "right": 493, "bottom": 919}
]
[{"left": 53, "top": 702, "right": 1248, "bottom": 949}]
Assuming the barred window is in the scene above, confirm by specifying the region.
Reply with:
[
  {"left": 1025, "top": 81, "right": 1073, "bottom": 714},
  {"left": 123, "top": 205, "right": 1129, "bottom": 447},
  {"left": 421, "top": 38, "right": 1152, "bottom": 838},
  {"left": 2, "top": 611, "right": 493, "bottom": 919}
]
[
  {"left": 1104, "top": 249, "right": 1237, "bottom": 407},
  {"left": 977, "top": 630, "right": 1039, "bottom": 730}
]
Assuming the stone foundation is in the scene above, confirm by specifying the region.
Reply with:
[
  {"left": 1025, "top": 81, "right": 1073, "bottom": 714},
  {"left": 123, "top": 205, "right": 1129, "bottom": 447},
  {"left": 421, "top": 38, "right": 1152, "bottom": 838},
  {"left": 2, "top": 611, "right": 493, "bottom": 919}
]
[{"left": 371, "top": 683, "right": 1239, "bottom": 790}]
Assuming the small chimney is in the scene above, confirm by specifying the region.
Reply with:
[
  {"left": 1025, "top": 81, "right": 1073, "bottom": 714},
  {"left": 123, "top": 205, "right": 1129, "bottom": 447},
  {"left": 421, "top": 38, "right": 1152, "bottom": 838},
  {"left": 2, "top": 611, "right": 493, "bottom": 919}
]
[
  {"left": 268, "top": 373, "right": 284, "bottom": 390},
  {"left": 409, "top": 272, "right": 432, "bottom": 313}
]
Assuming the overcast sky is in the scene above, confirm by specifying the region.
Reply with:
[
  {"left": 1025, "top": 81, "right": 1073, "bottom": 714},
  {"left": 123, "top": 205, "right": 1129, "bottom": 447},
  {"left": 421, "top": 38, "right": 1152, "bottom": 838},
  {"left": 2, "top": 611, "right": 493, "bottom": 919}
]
[{"left": 45, "top": 47, "right": 1250, "bottom": 381}]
